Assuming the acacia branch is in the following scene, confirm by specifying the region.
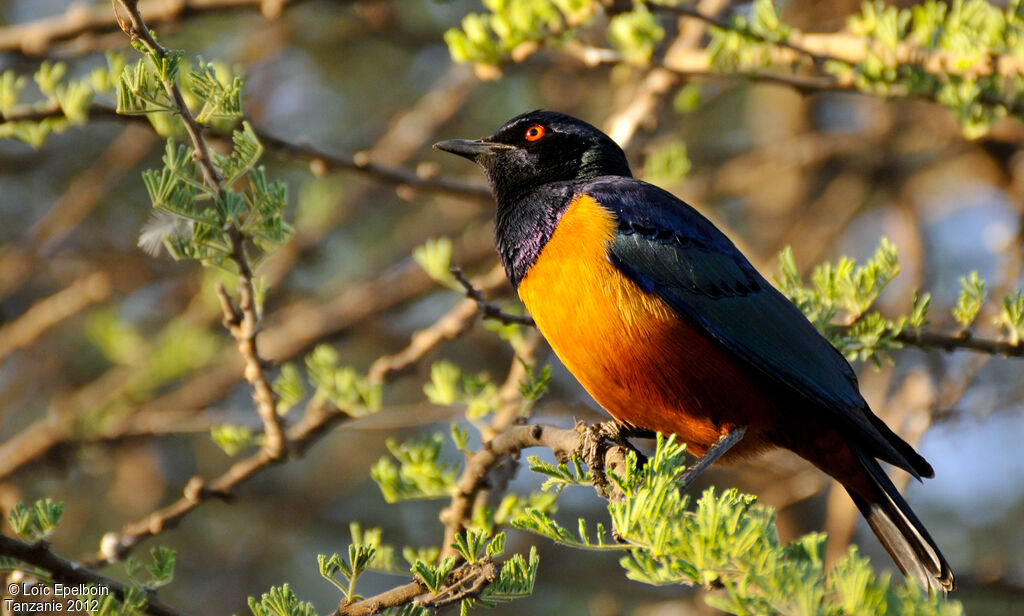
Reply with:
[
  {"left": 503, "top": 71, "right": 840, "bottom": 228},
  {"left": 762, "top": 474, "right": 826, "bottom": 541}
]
[
  {"left": 335, "top": 579, "right": 426, "bottom": 616},
  {"left": 368, "top": 265, "right": 510, "bottom": 384},
  {"left": 650, "top": 2, "right": 841, "bottom": 68},
  {"left": 896, "top": 328, "right": 1023, "bottom": 357},
  {"left": 450, "top": 267, "right": 534, "bottom": 326},
  {"left": 113, "top": 0, "right": 287, "bottom": 456},
  {"left": 80, "top": 263, "right": 504, "bottom": 567},
  {"left": 654, "top": 1, "right": 1024, "bottom": 80},
  {"left": 341, "top": 421, "right": 634, "bottom": 616},
  {"left": 80, "top": 400, "right": 347, "bottom": 568},
  {"left": 334, "top": 558, "right": 498, "bottom": 616},
  {"left": 0, "top": 0, "right": 315, "bottom": 56},
  {"left": 0, "top": 535, "right": 189, "bottom": 616},
  {"left": 0, "top": 102, "right": 491, "bottom": 200}
]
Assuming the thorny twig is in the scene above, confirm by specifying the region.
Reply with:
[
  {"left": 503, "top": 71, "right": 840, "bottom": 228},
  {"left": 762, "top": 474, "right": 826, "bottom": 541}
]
[
  {"left": 450, "top": 267, "right": 534, "bottom": 326},
  {"left": 342, "top": 421, "right": 637, "bottom": 616},
  {"left": 0, "top": 535, "right": 189, "bottom": 616},
  {"left": 80, "top": 263, "right": 499, "bottom": 567},
  {"left": 896, "top": 328, "right": 1023, "bottom": 357},
  {"left": 0, "top": 102, "right": 492, "bottom": 200},
  {"left": 113, "top": 0, "right": 286, "bottom": 457}
]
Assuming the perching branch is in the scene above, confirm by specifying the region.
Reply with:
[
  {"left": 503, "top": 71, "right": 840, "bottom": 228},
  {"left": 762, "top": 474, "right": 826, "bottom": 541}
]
[
  {"left": 339, "top": 422, "right": 632, "bottom": 616},
  {"left": 0, "top": 534, "right": 190, "bottom": 616},
  {"left": 113, "top": 0, "right": 287, "bottom": 457}
]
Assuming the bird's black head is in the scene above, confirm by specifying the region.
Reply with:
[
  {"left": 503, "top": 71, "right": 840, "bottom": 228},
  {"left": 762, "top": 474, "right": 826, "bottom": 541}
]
[{"left": 434, "top": 111, "right": 632, "bottom": 205}]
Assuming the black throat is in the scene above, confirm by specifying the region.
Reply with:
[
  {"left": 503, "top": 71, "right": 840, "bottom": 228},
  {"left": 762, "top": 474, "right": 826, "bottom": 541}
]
[{"left": 494, "top": 182, "right": 576, "bottom": 288}]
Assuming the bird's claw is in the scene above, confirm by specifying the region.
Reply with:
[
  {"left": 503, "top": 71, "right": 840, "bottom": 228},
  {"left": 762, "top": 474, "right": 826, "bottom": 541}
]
[{"left": 575, "top": 420, "right": 627, "bottom": 498}]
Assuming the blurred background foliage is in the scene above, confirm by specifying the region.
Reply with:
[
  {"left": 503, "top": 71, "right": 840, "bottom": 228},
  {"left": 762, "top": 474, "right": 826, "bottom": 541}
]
[{"left": 1, "top": 0, "right": 1023, "bottom": 614}]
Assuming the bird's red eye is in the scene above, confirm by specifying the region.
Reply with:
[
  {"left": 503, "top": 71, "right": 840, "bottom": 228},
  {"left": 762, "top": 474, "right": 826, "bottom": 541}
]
[{"left": 525, "top": 125, "right": 545, "bottom": 141}]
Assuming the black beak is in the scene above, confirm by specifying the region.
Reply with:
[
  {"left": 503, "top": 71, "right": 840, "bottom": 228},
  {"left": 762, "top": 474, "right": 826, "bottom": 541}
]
[{"left": 433, "top": 139, "right": 514, "bottom": 162}]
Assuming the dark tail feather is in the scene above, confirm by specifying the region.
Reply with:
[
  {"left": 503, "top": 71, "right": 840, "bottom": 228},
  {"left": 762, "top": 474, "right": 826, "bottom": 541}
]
[
  {"left": 866, "top": 411, "right": 934, "bottom": 480},
  {"left": 847, "top": 448, "right": 955, "bottom": 594}
]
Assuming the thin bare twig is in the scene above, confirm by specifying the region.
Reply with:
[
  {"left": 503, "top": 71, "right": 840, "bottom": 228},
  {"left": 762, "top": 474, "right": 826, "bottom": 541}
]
[
  {"left": 0, "top": 535, "right": 189, "bottom": 616},
  {"left": 450, "top": 267, "right": 534, "bottom": 326},
  {"left": 896, "top": 328, "right": 1023, "bottom": 357},
  {"left": 258, "top": 129, "right": 490, "bottom": 199},
  {"left": 368, "top": 265, "right": 510, "bottom": 384},
  {"left": 0, "top": 102, "right": 491, "bottom": 200}
]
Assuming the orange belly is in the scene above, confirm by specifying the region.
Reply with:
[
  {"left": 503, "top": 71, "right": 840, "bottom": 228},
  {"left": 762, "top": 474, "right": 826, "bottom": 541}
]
[{"left": 517, "top": 194, "right": 778, "bottom": 457}]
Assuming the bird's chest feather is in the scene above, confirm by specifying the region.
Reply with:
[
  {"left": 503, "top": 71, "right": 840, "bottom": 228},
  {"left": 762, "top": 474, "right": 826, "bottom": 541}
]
[{"left": 517, "top": 194, "right": 771, "bottom": 453}]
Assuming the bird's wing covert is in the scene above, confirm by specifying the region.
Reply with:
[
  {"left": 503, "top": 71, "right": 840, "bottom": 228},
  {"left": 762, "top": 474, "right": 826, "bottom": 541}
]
[{"left": 581, "top": 178, "right": 912, "bottom": 467}]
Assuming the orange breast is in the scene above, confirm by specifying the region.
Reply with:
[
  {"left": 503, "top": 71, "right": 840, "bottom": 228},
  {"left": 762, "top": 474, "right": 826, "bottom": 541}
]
[{"left": 517, "top": 194, "right": 776, "bottom": 456}]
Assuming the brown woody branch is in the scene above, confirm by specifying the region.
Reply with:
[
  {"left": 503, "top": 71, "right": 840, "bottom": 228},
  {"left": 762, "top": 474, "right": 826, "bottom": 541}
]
[
  {"left": 81, "top": 400, "right": 347, "bottom": 567},
  {"left": 368, "top": 265, "right": 510, "bottom": 384},
  {"left": 657, "top": 1, "right": 1024, "bottom": 80},
  {"left": 334, "top": 558, "right": 497, "bottom": 616},
  {"left": 0, "top": 535, "right": 189, "bottom": 616},
  {"left": 0, "top": 0, "right": 314, "bottom": 57},
  {"left": 650, "top": 2, "right": 842, "bottom": 68},
  {"left": 450, "top": 267, "right": 534, "bottom": 326},
  {"left": 80, "top": 264, "right": 506, "bottom": 567},
  {"left": 335, "top": 579, "right": 425, "bottom": 616},
  {"left": 113, "top": 0, "right": 287, "bottom": 456},
  {"left": 340, "top": 421, "right": 635, "bottom": 616},
  {"left": 896, "top": 328, "right": 1023, "bottom": 357},
  {"left": 0, "top": 102, "right": 491, "bottom": 200},
  {"left": 0, "top": 272, "right": 111, "bottom": 361}
]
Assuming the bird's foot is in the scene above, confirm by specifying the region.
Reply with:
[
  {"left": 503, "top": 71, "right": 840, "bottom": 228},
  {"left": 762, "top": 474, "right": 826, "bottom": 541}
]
[
  {"left": 575, "top": 420, "right": 612, "bottom": 498},
  {"left": 575, "top": 420, "right": 646, "bottom": 499}
]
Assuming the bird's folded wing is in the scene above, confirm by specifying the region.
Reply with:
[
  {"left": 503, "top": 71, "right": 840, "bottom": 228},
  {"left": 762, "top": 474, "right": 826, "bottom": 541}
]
[{"left": 582, "top": 178, "right": 914, "bottom": 472}]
